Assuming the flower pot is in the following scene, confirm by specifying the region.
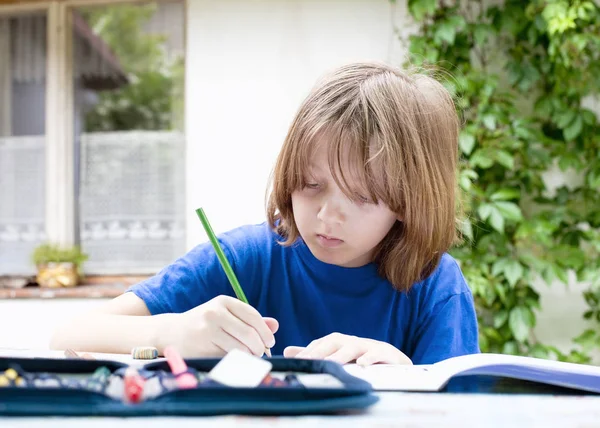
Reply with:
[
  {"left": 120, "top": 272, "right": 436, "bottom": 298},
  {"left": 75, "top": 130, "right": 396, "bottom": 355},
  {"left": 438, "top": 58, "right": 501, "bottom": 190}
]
[{"left": 36, "top": 262, "right": 79, "bottom": 288}]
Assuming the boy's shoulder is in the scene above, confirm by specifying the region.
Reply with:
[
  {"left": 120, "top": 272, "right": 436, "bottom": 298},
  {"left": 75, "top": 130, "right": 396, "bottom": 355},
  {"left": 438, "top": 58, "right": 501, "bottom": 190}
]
[
  {"left": 216, "top": 222, "right": 281, "bottom": 256},
  {"left": 409, "top": 253, "right": 471, "bottom": 301},
  {"left": 219, "top": 221, "right": 277, "bottom": 242}
]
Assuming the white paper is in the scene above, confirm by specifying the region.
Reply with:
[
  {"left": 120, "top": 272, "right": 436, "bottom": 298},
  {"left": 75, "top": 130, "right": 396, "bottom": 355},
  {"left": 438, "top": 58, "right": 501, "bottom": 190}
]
[
  {"left": 344, "top": 363, "right": 442, "bottom": 391},
  {"left": 344, "top": 354, "right": 600, "bottom": 392}
]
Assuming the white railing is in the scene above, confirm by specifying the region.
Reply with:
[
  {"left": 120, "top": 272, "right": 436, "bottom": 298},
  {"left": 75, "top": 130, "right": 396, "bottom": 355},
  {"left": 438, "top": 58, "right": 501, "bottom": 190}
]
[{"left": 79, "top": 130, "right": 186, "bottom": 274}]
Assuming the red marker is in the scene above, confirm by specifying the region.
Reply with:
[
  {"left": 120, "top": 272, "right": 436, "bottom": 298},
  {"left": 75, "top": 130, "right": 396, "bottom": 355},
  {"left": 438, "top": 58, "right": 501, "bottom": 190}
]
[
  {"left": 124, "top": 367, "right": 145, "bottom": 403},
  {"left": 163, "top": 346, "right": 198, "bottom": 389}
]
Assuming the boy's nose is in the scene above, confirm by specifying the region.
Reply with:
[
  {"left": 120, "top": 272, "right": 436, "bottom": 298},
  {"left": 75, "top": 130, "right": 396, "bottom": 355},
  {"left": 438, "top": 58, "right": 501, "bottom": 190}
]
[{"left": 317, "top": 199, "right": 345, "bottom": 225}]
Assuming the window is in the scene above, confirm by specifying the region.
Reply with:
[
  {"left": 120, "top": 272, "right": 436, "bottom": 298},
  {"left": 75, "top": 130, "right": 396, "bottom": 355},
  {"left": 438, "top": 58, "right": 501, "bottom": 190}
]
[{"left": 0, "top": 1, "right": 186, "bottom": 276}]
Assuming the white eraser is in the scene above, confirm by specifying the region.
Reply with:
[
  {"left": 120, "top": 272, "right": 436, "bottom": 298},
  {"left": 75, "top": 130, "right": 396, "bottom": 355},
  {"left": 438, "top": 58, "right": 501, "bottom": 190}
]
[
  {"left": 295, "top": 373, "right": 345, "bottom": 389},
  {"left": 208, "top": 349, "right": 273, "bottom": 387}
]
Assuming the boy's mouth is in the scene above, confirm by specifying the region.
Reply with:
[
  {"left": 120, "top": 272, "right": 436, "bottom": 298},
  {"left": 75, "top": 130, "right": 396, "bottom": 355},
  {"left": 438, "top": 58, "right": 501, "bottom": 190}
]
[{"left": 316, "top": 234, "right": 344, "bottom": 248}]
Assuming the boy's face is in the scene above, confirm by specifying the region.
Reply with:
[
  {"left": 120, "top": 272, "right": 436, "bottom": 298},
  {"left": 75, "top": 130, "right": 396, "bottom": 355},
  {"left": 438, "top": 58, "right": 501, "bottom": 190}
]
[{"left": 291, "top": 143, "right": 399, "bottom": 268}]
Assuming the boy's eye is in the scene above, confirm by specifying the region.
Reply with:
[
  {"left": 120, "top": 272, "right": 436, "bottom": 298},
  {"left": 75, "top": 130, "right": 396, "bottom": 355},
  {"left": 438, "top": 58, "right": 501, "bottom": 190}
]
[
  {"left": 304, "top": 182, "right": 320, "bottom": 189},
  {"left": 355, "top": 194, "right": 372, "bottom": 204}
]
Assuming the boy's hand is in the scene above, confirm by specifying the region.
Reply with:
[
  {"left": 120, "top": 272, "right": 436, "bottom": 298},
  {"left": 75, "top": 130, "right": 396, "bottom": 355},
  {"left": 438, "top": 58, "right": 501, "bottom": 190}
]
[
  {"left": 283, "top": 333, "right": 412, "bottom": 366},
  {"left": 162, "top": 295, "right": 278, "bottom": 358}
]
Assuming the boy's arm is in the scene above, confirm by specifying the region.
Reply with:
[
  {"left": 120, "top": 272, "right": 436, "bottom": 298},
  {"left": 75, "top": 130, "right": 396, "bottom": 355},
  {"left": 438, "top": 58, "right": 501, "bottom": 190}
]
[
  {"left": 49, "top": 293, "right": 176, "bottom": 355},
  {"left": 50, "top": 292, "right": 277, "bottom": 357}
]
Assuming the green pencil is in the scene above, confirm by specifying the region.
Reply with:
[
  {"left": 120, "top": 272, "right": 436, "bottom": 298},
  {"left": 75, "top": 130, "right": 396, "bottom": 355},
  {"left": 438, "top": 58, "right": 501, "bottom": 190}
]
[{"left": 195, "top": 207, "right": 272, "bottom": 358}]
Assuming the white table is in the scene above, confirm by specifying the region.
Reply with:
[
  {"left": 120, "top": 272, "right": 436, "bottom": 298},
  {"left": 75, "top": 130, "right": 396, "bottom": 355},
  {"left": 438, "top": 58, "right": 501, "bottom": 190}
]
[{"left": 1, "top": 348, "right": 600, "bottom": 427}]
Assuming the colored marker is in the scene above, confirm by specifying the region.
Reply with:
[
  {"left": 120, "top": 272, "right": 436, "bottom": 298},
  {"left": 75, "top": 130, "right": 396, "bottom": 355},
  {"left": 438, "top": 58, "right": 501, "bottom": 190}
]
[
  {"left": 164, "top": 346, "right": 198, "bottom": 389},
  {"left": 124, "top": 367, "right": 145, "bottom": 403}
]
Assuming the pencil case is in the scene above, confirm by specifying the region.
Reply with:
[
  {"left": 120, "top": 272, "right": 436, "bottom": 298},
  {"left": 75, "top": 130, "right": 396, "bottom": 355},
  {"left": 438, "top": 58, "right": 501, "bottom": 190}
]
[{"left": 0, "top": 356, "right": 378, "bottom": 417}]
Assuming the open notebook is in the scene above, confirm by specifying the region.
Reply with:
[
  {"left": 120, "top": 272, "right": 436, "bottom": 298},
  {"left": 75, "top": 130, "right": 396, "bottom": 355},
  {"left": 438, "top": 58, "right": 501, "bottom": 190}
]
[{"left": 344, "top": 353, "right": 600, "bottom": 393}]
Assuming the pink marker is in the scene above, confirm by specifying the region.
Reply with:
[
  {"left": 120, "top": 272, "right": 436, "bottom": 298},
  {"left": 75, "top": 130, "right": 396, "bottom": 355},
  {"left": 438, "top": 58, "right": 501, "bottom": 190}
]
[{"left": 163, "top": 346, "right": 198, "bottom": 389}]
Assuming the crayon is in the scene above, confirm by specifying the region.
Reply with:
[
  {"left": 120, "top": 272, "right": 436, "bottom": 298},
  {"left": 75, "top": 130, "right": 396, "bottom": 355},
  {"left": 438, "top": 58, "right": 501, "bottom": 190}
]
[
  {"left": 124, "top": 367, "right": 145, "bottom": 403},
  {"left": 163, "top": 346, "right": 197, "bottom": 389},
  {"left": 85, "top": 367, "right": 111, "bottom": 393}
]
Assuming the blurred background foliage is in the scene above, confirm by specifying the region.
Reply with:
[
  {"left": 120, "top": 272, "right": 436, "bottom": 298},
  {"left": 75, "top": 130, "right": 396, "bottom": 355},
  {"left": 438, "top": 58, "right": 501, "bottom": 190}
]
[{"left": 81, "top": 4, "right": 184, "bottom": 132}]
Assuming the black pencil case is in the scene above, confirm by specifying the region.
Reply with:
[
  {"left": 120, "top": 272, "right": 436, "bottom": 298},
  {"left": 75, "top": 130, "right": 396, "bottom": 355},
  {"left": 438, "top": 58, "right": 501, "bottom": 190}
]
[{"left": 0, "top": 356, "right": 378, "bottom": 417}]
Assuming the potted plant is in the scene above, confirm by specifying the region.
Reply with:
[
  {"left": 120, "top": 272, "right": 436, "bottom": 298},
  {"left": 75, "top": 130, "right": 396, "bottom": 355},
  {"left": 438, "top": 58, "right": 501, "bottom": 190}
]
[{"left": 31, "top": 243, "right": 88, "bottom": 288}]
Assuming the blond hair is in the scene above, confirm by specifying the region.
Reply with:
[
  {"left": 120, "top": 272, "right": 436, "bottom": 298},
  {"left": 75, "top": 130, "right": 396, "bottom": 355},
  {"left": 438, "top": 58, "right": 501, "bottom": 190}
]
[{"left": 266, "top": 62, "right": 460, "bottom": 291}]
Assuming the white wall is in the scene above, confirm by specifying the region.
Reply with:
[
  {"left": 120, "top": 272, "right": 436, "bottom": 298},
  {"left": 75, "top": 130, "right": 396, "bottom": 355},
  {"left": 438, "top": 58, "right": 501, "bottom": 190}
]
[
  {"left": 185, "top": 0, "right": 413, "bottom": 245},
  {"left": 535, "top": 276, "right": 600, "bottom": 363}
]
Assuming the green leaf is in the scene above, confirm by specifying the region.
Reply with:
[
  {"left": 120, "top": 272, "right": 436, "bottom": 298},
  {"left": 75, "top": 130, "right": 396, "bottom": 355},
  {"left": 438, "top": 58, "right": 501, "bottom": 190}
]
[
  {"left": 555, "top": 110, "right": 576, "bottom": 129},
  {"left": 494, "top": 310, "right": 509, "bottom": 328},
  {"left": 514, "top": 125, "right": 533, "bottom": 140},
  {"left": 408, "top": 0, "right": 438, "bottom": 21},
  {"left": 504, "top": 260, "right": 524, "bottom": 287},
  {"left": 478, "top": 203, "right": 494, "bottom": 221},
  {"left": 447, "top": 15, "right": 467, "bottom": 31},
  {"left": 460, "top": 219, "right": 474, "bottom": 241},
  {"left": 541, "top": 266, "right": 555, "bottom": 285},
  {"left": 495, "top": 282, "right": 507, "bottom": 303},
  {"left": 563, "top": 115, "right": 583, "bottom": 141},
  {"left": 435, "top": 22, "right": 457, "bottom": 45},
  {"left": 574, "top": 329, "right": 597, "bottom": 346},
  {"left": 555, "top": 246, "right": 586, "bottom": 270},
  {"left": 552, "top": 264, "right": 569, "bottom": 285},
  {"left": 470, "top": 150, "right": 495, "bottom": 169},
  {"left": 494, "top": 201, "right": 523, "bottom": 221},
  {"left": 459, "top": 132, "right": 476, "bottom": 155},
  {"left": 509, "top": 306, "right": 534, "bottom": 342},
  {"left": 483, "top": 114, "right": 497, "bottom": 130},
  {"left": 459, "top": 175, "right": 471, "bottom": 191},
  {"left": 490, "top": 188, "right": 521, "bottom": 201},
  {"left": 459, "top": 169, "right": 478, "bottom": 191},
  {"left": 492, "top": 258, "right": 525, "bottom": 287},
  {"left": 489, "top": 206, "right": 505, "bottom": 233},
  {"left": 558, "top": 153, "right": 582, "bottom": 171},
  {"left": 473, "top": 23, "right": 493, "bottom": 46},
  {"left": 492, "top": 259, "right": 508, "bottom": 277},
  {"left": 525, "top": 297, "right": 541, "bottom": 310},
  {"left": 483, "top": 326, "right": 503, "bottom": 342},
  {"left": 582, "top": 110, "right": 597, "bottom": 126},
  {"left": 518, "top": 63, "right": 541, "bottom": 91},
  {"left": 534, "top": 96, "right": 553, "bottom": 117},
  {"left": 529, "top": 344, "right": 549, "bottom": 359},
  {"left": 502, "top": 341, "right": 519, "bottom": 355},
  {"left": 587, "top": 171, "right": 600, "bottom": 189},
  {"left": 496, "top": 150, "right": 515, "bottom": 170}
]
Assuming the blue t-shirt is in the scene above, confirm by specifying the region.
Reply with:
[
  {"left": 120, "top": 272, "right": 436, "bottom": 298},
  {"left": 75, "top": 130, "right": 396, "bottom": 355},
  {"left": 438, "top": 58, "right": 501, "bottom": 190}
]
[{"left": 129, "top": 222, "right": 479, "bottom": 364}]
